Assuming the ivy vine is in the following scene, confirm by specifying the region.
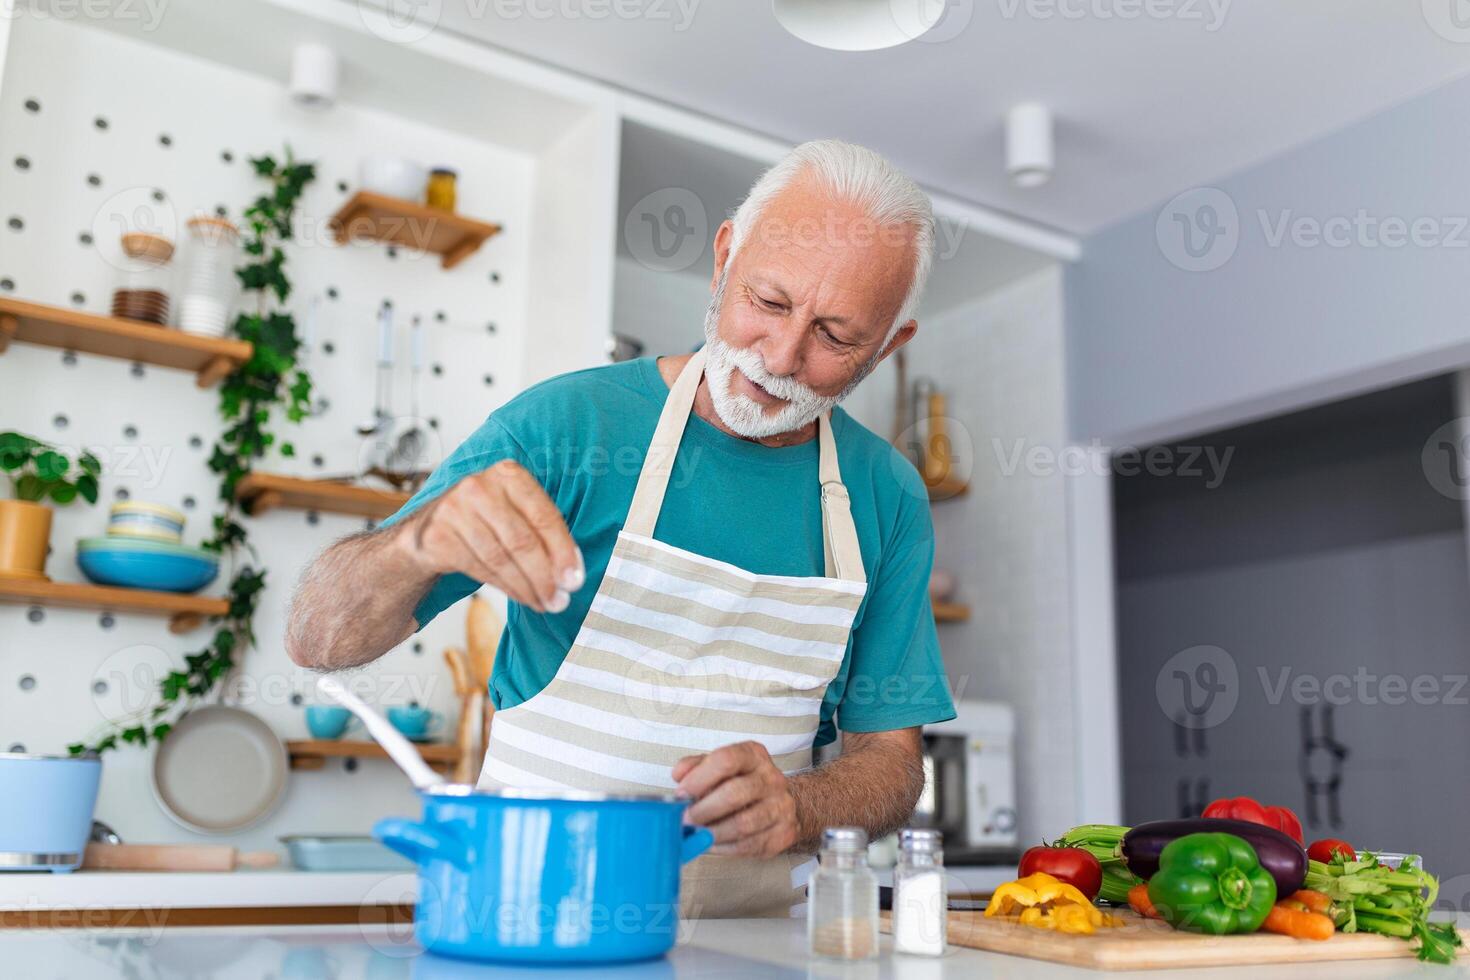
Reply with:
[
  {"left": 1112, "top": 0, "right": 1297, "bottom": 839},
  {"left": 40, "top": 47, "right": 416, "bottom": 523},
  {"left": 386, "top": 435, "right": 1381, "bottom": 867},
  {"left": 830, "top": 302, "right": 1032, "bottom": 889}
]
[{"left": 70, "top": 150, "right": 317, "bottom": 755}]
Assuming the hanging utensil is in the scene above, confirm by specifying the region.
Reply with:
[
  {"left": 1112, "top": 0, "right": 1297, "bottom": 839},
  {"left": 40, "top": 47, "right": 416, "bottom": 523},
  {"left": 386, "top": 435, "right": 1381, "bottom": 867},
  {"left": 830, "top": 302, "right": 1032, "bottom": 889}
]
[
  {"left": 385, "top": 316, "right": 426, "bottom": 476},
  {"left": 316, "top": 674, "right": 445, "bottom": 790},
  {"left": 357, "top": 301, "right": 394, "bottom": 438}
]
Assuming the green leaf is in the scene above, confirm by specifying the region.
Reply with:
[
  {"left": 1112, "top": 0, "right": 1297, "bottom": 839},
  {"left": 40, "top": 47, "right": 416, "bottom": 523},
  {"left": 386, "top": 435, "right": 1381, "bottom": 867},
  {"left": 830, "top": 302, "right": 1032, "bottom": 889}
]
[
  {"left": 78, "top": 452, "right": 101, "bottom": 477},
  {"left": 33, "top": 450, "right": 68, "bottom": 481},
  {"left": 48, "top": 482, "right": 78, "bottom": 504},
  {"left": 13, "top": 473, "right": 45, "bottom": 502},
  {"left": 0, "top": 432, "right": 41, "bottom": 470}
]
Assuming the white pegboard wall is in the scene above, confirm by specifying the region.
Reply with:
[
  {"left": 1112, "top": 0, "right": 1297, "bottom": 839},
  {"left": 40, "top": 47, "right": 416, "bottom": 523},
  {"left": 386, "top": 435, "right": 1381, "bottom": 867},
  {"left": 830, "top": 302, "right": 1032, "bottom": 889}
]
[{"left": 0, "top": 15, "right": 536, "bottom": 846}]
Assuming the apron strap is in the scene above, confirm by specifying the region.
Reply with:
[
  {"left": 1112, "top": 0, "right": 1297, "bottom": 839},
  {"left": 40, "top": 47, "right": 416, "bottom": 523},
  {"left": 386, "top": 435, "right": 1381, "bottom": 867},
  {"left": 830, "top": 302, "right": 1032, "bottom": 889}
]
[
  {"left": 624, "top": 348, "right": 708, "bottom": 540},
  {"left": 624, "top": 348, "right": 866, "bottom": 585},
  {"left": 818, "top": 413, "right": 865, "bottom": 585}
]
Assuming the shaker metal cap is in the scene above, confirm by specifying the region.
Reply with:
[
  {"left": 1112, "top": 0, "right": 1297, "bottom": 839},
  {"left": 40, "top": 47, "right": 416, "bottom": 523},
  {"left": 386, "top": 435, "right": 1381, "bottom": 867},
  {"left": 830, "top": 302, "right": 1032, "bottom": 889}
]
[
  {"left": 822, "top": 826, "right": 869, "bottom": 851},
  {"left": 899, "top": 827, "right": 944, "bottom": 850}
]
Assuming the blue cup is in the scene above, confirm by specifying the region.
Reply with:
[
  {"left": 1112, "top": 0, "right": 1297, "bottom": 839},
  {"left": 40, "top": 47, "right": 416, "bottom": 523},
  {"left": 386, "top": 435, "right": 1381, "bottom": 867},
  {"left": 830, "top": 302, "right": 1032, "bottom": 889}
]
[
  {"left": 305, "top": 705, "right": 355, "bottom": 739},
  {"left": 387, "top": 705, "right": 442, "bottom": 742}
]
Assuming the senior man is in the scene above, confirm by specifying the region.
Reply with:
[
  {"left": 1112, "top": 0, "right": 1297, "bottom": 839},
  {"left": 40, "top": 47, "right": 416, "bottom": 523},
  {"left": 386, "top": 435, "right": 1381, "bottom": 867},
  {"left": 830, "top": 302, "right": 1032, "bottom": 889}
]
[{"left": 286, "top": 139, "right": 957, "bottom": 918}]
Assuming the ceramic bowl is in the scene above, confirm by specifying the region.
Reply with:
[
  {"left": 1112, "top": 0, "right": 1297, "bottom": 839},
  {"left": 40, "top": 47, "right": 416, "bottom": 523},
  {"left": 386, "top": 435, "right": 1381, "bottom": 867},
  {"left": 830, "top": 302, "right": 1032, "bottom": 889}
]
[
  {"left": 76, "top": 536, "right": 219, "bottom": 593},
  {"left": 358, "top": 156, "right": 428, "bottom": 202}
]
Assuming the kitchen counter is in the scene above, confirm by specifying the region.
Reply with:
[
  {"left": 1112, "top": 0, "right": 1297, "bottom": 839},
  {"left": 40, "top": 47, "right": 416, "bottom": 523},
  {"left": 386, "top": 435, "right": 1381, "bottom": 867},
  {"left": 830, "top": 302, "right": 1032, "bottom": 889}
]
[
  {"left": 3, "top": 917, "right": 1467, "bottom": 978},
  {"left": 0, "top": 868, "right": 415, "bottom": 912},
  {"left": 0, "top": 864, "right": 1013, "bottom": 917}
]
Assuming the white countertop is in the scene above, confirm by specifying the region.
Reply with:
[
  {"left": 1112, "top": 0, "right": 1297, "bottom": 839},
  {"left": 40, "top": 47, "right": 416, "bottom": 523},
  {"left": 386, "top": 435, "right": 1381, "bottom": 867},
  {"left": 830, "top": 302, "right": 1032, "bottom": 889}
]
[
  {"left": 0, "top": 869, "right": 417, "bottom": 911},
  {"left": 0, "top": 865, "right": 1015, "bottom": 912},
  {"left": 3, "top": 917, "right": 1467, "bottom": 979}
]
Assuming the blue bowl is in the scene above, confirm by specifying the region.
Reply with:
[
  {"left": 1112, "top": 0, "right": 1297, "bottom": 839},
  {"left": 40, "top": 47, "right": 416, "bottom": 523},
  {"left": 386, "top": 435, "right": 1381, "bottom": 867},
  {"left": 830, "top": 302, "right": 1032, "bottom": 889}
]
[
  {"left": 76, "top": 536, "right": 219, "bottom": 593},
  {"left": 376, "top": 787, "right": 713, "bottom": 963},
  {"left": 0, "top": 754, "right": 102, "bottom": 873}
]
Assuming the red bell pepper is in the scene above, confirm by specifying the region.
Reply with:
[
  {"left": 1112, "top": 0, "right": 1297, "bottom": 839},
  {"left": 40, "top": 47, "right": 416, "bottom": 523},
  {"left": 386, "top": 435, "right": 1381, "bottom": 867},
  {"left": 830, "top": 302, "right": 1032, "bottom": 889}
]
[{"left": 1201, "top": 796, "right": 1305, "bottom": 844}]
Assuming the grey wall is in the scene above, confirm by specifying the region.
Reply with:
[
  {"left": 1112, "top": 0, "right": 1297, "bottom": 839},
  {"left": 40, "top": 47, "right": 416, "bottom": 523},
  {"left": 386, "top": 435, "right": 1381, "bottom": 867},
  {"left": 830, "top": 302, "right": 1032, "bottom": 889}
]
[
  {"left": 1114, "top": 376, "right": 1470, "bottom": 877},
  {"left": 1067, "top": 72, "right": 1470, "bottom": 445}
]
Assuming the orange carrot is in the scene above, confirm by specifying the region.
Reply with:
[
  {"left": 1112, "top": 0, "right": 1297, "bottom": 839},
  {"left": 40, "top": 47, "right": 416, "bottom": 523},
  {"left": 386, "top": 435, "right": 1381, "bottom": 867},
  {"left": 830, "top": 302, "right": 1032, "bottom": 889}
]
[
  {"left": 1263, "top": 902, "right": 1335, "bottom": 941},
  {"left": 1288, "top": 889, "right": 1332, "bottom": 915},
  {"left": 1128, "top": 883, "right": 1161, "bottom": 919}
]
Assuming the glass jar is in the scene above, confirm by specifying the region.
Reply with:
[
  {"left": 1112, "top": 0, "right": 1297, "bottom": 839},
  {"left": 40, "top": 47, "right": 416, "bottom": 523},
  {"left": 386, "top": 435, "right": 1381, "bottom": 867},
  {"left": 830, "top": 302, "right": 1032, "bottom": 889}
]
[
  {"left": 173, "top": 216, "right": 240, "bottom": 337},
  {"left": 893, "top": 828, "right": 947, "bottom": 956},
  {"left": 808, "top": 827, "right": 878, "bottom": 961},
  {"left": 111, "top": 233, "right": 173, "bottom": 325},
  {"left": 426, "top": 167, "right": 457, "bottom": 211}
]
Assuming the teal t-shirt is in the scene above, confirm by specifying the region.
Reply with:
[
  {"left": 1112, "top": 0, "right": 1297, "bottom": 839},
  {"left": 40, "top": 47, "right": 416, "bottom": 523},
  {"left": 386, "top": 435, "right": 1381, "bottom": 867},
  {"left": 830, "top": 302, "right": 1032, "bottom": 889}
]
[{"left": 378, "top": 356, "right": 956, "bottom": 746}]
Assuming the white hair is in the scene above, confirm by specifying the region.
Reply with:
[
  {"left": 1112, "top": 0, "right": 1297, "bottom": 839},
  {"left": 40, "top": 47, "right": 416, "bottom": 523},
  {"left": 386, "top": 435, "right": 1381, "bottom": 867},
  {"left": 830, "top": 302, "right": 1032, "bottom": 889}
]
[{"left": 728, "top": 139, "right": 936, "bottom": 341}]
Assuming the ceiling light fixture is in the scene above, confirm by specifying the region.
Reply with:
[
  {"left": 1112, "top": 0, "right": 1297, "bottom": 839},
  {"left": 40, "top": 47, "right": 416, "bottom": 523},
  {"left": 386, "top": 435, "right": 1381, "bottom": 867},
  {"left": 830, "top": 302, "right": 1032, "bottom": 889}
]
[
  {"left": 289, "top": 43, "right": 340, "bottom": 110},
  {"left": 772, "top": 0, "right": 946, "bottom": 51},
  {"left": 1006, "top": 103, "right": 1054, "bottom": 189}
]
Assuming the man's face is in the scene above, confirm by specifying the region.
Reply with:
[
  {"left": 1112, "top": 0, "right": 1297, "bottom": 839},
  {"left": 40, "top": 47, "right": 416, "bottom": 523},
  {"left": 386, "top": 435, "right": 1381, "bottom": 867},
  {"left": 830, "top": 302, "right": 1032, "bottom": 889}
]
[{"left": 703, "top": 175, "right": 919, "bottom": 439}]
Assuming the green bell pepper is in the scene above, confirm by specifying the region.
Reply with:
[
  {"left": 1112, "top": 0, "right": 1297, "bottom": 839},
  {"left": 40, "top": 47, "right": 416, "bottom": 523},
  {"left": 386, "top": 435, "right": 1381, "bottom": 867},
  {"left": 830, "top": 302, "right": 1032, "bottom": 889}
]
[{"left": 1146, "top": 832, "right": 1277, "bottom": 935}]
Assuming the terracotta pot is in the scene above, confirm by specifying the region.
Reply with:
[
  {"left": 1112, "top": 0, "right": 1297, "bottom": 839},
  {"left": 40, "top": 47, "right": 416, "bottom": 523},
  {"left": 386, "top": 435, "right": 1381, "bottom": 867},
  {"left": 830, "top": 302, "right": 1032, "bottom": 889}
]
[{"left": 0, "top": 499, "right": 53, "bottom": 580}]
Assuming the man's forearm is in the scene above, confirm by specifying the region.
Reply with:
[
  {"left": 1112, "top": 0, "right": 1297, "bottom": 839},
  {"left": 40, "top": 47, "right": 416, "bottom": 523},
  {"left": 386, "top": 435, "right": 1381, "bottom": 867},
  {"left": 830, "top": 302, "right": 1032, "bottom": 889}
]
[
  {"left": 786, "top": 728, "right": 924, "bottom": 853},
  {"left": 285, "top": 517, "right": 435, "bottom": 671}
]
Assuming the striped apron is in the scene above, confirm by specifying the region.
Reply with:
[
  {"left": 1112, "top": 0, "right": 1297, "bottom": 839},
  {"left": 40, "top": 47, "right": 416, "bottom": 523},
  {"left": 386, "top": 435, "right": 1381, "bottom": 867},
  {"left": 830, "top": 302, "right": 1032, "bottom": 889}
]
[{"left": 476, "top": 348, "right": 868, "bottom": 918}]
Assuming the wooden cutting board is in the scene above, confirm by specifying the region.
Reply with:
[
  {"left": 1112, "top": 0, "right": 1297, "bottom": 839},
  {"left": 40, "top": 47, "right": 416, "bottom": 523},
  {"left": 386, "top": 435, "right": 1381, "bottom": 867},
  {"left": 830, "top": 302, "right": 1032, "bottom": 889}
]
[{"left": 882, "top": 909, "right": 1469, "bottom": 970}]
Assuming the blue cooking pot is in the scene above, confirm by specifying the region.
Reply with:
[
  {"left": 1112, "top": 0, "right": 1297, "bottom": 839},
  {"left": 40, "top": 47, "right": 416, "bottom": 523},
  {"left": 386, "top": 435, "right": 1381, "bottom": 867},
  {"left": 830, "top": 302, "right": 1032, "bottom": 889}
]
[{"left": 375, "top": 786, "right": 714, "bottom": 964}]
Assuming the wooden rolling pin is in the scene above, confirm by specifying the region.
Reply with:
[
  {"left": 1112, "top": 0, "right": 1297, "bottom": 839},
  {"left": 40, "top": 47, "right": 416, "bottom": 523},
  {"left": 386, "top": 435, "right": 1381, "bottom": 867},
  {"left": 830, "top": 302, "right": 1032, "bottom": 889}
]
[{"left": 83, "top": 843, "right": 280, "bottom": 872}]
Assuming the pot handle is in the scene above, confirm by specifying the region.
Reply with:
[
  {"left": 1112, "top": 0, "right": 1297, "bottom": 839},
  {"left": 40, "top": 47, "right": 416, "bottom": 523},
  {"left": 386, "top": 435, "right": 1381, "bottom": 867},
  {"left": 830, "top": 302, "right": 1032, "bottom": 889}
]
[
  {"left": 680, "top": 825, "right": 714, "bottom": 864},
  {"left": 374, "top": 818, "right": 470, "bottom": 870}
]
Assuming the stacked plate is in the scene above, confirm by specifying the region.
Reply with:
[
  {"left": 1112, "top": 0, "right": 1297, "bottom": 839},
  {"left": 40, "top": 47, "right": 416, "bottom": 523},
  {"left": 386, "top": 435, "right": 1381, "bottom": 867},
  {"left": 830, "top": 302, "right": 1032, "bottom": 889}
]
[
  {"left": 77, "top": 502, "right": 218, "bottom": 593},
  {"left": 107, "top": 502, "right": 185, "bottom": 542}
]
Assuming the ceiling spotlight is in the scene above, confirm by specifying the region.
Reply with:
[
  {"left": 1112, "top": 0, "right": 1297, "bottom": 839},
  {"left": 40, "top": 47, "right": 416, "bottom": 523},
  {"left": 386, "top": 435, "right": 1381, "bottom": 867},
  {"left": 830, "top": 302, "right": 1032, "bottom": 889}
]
[
  {"left": 1006, "top": 103, "right": 1054, "bottom": 189},
  {"left": 772, "top": 0, "right": 946, "bottom": 51},
  {"left": 289, "top": 43, "right": 339, "bottom": 110}
]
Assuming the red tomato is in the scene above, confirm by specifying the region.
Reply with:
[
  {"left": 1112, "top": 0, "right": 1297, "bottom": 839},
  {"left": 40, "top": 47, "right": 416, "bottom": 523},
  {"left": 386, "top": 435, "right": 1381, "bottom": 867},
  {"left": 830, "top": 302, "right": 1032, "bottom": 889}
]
[
  {"left": 1018, "top": 846, "right": 1103, "bottom": 900},
  {"left": 1201, "top": 796, "right": 1305, "bottom": 845},
  {"left": 1307, "top": 839, "right": 1356, "bottom": 864}
]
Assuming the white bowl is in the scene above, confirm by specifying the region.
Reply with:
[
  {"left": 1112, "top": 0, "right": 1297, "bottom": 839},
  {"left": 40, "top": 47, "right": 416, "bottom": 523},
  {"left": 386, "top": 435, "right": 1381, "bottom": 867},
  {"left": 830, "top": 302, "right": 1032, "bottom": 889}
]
[{"left": 358, "top": 156, "right": 427, "bottom": 203}]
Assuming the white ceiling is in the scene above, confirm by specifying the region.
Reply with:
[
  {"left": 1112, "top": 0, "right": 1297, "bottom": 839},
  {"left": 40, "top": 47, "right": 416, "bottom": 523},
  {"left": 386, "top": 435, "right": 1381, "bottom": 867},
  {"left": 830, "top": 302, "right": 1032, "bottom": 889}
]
[
  {"left": 617, "top": 121, "right": 1055, "bottom": 315},
  {"left": 400, "top": 0, "right": 1470, "bottom": 235}
]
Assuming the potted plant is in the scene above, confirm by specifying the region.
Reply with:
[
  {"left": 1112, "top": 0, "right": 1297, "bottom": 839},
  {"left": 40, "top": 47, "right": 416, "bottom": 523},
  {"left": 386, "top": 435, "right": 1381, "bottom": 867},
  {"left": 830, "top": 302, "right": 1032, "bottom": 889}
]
[{"left": 0, "top": 432, "right": 100, "bottom": 580}]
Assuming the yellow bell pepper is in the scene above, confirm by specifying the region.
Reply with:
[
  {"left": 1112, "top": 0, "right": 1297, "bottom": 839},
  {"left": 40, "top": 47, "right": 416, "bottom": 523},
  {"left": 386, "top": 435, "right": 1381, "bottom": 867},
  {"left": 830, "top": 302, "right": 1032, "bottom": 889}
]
[{"left": 985, "top": 872, "right": 1121, "bottom": 934}]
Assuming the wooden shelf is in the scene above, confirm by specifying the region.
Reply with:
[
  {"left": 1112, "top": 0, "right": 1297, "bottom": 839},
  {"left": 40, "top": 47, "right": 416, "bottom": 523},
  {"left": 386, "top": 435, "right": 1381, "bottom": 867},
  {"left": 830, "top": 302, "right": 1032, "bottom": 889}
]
[
  {"left": 235, "top": 473, "right": 410, "bottom": 520},
  {"left": 287, "top": 739, "right": 460, "bottom": 773},
  {"left": 329, "top": 191, "right": 502, "bottom": 270},
  {"left": 932, "top": 601, "right": 971, "bottom": 623},
  {"left": 0, "top": 296, "right": 252, "bottom": 388},
  {"left": 0, "top": 577, "right": 227, "bottom": 633},
  {"left": 926, "top": 475, "right": 969, "bottom": 501}
]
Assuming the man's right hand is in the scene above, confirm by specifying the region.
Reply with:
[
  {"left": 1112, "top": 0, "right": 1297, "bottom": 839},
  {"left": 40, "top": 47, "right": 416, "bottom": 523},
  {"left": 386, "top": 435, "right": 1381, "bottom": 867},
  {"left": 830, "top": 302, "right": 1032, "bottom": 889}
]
[{"left": 397, "top": 459, "right": 584, "bottom": 613}]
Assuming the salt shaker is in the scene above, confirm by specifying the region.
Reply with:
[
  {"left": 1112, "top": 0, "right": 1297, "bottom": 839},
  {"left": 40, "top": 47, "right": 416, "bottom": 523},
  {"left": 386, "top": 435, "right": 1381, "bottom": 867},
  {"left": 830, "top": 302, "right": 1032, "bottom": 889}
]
[
  {"left": 893, "top": 828, "right": 947, "bottom": 956},
  {"left": 808, "top": 826, "right": 878, "bottom": 960}
]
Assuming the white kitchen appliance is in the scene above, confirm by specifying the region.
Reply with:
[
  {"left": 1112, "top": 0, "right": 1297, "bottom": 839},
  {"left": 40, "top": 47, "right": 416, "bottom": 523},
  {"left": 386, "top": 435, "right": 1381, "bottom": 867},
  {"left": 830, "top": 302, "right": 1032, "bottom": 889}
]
[{"left": 913, "top": 700, "right": 1018, "bottom": 864}]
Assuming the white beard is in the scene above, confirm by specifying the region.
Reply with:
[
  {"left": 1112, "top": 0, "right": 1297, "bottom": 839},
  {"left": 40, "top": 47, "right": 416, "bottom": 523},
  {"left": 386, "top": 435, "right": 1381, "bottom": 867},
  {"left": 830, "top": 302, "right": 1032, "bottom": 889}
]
[{"left": 700, "top": 271, "right": 881, "bottom": 440}]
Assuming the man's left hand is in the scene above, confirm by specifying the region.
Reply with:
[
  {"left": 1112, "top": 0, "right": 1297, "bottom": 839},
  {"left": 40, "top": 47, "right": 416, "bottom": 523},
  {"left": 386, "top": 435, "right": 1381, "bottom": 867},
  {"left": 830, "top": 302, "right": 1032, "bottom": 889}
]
[{"left": 672, "top": 742, "right": 797, "bottom": 858}]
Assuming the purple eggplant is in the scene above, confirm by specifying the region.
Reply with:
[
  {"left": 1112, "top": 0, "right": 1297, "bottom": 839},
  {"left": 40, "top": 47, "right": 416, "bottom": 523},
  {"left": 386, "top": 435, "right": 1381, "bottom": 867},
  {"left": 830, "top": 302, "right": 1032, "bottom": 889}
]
[{"left": 1122, "top": 818, "right": 1307, "bottom": 896}]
